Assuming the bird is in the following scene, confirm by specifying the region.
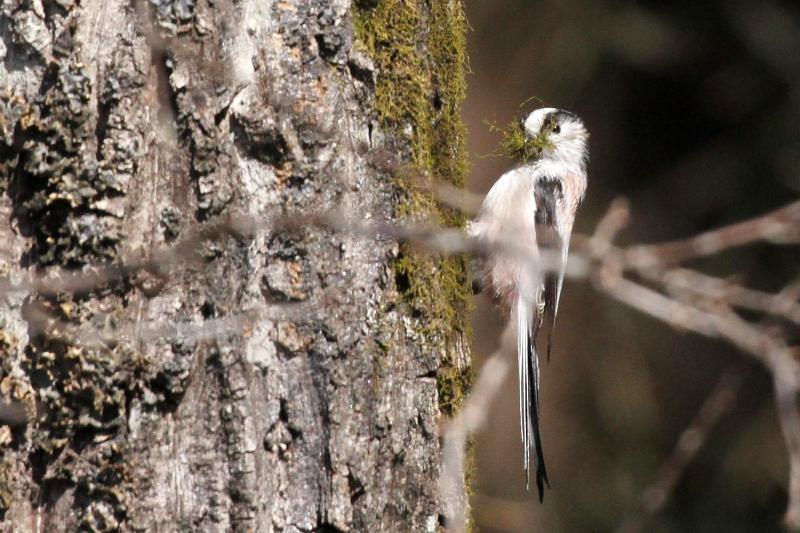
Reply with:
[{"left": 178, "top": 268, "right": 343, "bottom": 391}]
[{"left": 469, "top": 107, "right": 589, "bottom": 501}]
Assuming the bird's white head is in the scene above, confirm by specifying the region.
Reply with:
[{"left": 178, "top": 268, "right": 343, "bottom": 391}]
[{"left": 523, "top": 107, "right": 589, "bottom": 168}]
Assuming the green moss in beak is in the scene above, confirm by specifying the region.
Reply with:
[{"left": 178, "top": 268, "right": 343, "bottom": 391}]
[{"left": 487, "top": 117, "right": 552, "bottom": 164}]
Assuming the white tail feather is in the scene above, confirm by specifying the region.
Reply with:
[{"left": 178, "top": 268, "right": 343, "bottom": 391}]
[
  {"left": 517, "top": 297, "right": 533, "bottom": 484},
  {"left": 517, "top": 294, "right": 548, "bottom": 499}
]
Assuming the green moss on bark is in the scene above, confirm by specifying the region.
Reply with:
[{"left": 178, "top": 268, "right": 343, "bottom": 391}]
[
  {"left": 353, "top": 0, "right": 472, "bottom": 418},
  {"left": 351, "top": 6, "right": 475, "bottom": 518}
]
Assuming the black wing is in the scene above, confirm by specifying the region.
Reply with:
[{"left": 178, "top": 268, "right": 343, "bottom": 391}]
[{"left": 534, "top": 179, "right": 565, "bottom": 361}]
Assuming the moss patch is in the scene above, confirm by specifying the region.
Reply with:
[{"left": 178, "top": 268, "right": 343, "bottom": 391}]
[{"left": 353, "top": 0, "right": 472, "bottom": 417}]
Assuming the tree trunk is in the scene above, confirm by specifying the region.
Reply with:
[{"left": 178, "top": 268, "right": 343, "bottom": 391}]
[{"left": 0, "top": 0, "right": 470, "bottom": 531}]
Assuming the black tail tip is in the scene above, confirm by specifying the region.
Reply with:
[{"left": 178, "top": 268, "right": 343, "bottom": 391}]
[{"left": 536, "top": 468, "right": 550, "bottom": 503}]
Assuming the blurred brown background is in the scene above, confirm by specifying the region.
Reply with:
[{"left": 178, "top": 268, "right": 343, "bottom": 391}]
[{"left": 463, "top": 1, "right": 800, "bottom": 531}]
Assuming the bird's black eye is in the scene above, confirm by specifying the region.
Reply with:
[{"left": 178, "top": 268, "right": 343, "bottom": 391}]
[{"left": 552, "top": 123, "right": 561, "bottom": 134}]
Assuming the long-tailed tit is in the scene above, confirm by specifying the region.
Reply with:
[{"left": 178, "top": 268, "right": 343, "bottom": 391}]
[{"left": 470, "top": 108, "right": 589, "bottom": 501}]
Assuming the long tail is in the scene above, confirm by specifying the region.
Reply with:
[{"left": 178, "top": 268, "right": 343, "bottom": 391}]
[{"left": 517, "top": 296, "right": 549, "bottom": 502}]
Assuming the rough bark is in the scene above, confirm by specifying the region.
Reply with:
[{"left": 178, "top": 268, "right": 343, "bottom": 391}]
[{"left": 0, "top": 0, "right": 470, "bottom": 531}]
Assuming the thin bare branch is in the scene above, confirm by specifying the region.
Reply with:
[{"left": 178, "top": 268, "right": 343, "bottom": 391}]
[
  {"left": 657, "top": 268, "right": 800, "bottom": 326},
  {"left": 24, "top": 300, "right": 308, "bottom": 351},
  {"left": 590, "top": 197, "right": 631, "bottom": 254},
  {"left": 615, "top": 368, "right": 745, "bottom": 533},
  {"left": 625, "top": 200, "right": 800, "bottom": 267}
]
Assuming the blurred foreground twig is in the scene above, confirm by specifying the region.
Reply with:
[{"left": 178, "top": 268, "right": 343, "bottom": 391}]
[{"left": 2, "top": 188, "right": 799, "bottom": 531}]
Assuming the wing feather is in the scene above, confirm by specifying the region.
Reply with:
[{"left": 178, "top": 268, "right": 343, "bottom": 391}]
[{"left": 534, "top": 179, "right": 565, "bottom": 361}]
